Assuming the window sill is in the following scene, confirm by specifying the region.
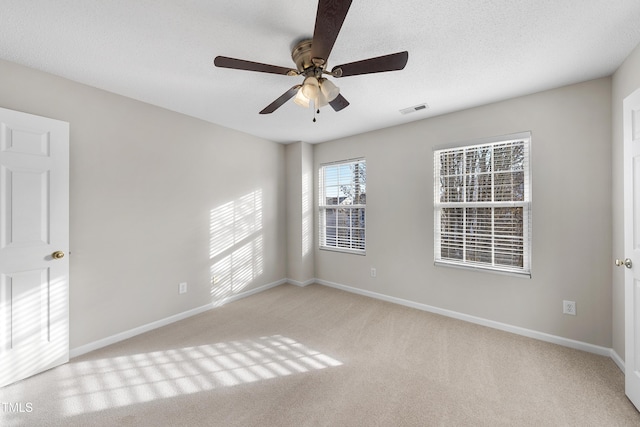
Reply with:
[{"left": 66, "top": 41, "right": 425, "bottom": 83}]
[
  {"left": 434, "top": 260, "right": 531, "bottom": 278},
  {"left": 319, "top": 246, "right": 366, "bottom": 256}
]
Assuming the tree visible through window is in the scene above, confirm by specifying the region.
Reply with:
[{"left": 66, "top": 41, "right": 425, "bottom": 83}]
[
  {"left": 434, "top": 133, "right": 531, "bottom": 276},
  {"left": 319, "top": 159, "right": 366, "bottom": 254}
]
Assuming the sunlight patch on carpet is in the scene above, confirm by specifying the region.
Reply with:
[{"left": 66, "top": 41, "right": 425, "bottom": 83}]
[{"left": 60, "top": 335, "right": 342, "bottom": 416}]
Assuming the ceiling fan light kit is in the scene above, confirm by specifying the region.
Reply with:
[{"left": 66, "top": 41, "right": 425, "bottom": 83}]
[{"left": 214, "top": 0, "right": 409, "bottom": 119}]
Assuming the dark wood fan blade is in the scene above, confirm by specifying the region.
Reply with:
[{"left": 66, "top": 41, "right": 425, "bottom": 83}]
[
  {"left": 259, "top": 85, "right": 302, "bottom": 114},
  {"left": 332, "top": 51, "right": 409, "bottom": 77},
  {"left": 214, "top": 56, "right": 296, "bottom": 76},
  {"left": 310, "top": 0, "right": 352, "bottom": 62},
  {"left": 329, "top": 93, "right": 350, "bottom": 112}
]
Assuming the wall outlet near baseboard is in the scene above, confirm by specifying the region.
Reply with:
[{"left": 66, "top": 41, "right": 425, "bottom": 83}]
[
  {"left": 563, "top": 300, "right": 576, "bottom": 315},
  {"left": 179, "top": 282, "right": 188, "bottom": 294},
  {"left": 370, "top": 268, "right": 377, "bottom": 278}
]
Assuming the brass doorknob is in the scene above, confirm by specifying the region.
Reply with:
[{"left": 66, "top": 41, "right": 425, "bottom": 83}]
[
  {"left": 52, "top": 251, "right": 65, "bottom": 259},
  {"left": 615, "top": 258, "right": 632, "bottom": 269}
]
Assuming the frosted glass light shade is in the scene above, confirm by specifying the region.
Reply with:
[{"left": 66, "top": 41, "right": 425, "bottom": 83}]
[
  {"left": 301, "top": 76, "right": 319, "bottom": 99},
  {"left": 320, "top": 79, "right": 340, "bottom": 101},
  {"left": 315, "top": 90, "right": 329, "bottom": 108},
  {"left": 293, "top": 88, "right": 310, "bottom": 108}
]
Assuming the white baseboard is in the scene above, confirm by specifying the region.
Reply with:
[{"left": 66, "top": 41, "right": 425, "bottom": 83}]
[
  {"left": 209, "top": 279, "right": 287, "bottom": 308},
  {"left": 70, "top": 278, "right": 287, "bottom": 359},
  {"left": 610, "top": 349, "right": 625, "bottom": 373},
  {"left": 315, "top": 278, "right": 616, "bottom": 361},
  {"left": 286, "top": 278, "right": 315, "bottom": 287}
]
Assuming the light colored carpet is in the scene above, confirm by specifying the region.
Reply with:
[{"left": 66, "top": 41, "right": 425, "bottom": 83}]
[{"left": 1, "top": 283, "right": 638, "bottom": 426}]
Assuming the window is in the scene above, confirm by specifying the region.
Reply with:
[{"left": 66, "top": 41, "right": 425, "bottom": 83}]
[
  {"left": 319, "top": 158, "right": 366, "bottom": 254},
  {"left": 434, "top": 133, "right": 531, "bottom": 276}
]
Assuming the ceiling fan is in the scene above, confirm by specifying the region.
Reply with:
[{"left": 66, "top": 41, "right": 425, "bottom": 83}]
[{"left": 214, "top": 0, "right": 408, "bottom": 117}]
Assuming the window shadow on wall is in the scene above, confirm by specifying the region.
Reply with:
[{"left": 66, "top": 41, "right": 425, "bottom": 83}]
[{"left": 209, "top": 190, "right": 264, "bottom": 305}]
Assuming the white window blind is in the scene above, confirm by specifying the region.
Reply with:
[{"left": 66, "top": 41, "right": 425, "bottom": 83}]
[
  {"left": 434, "top": 133, "right": 531, "bottom": 276},
  {"left": 319, "top": 158, "right": 366, "bottom": 254}
]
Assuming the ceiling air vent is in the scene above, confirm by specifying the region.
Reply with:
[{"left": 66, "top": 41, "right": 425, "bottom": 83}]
[{"left": 400, "top": 103, "right": 429, "bottom": 115}]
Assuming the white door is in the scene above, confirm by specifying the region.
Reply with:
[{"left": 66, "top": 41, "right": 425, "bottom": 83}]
[
  {"left": 624, "top": 88, "right": 640, "bottom": 410},
  {"left": 0, "top": 107, "right": 69, "bottom": 388}
]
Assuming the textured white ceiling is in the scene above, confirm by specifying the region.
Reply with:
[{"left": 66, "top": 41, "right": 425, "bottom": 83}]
[{"left": 1, "top": 1, "right": 640, "bottom": 144}]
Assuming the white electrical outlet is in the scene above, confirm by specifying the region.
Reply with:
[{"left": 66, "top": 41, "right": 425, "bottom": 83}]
[
  {"left": 370, "top": 268, "right": 377, "bottom": 278},
  {"left": 563, "top": 300, "right": 576, "bottom": 315},
  {"left": 179, "top": 282, "right": 188, "bottom": 294}
]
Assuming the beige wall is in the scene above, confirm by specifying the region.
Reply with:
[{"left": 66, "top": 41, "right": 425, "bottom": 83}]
[
  {"left": 0, "top": 59, "right": 287, "bottom": 349},
  {"left": 314, "top": 78, "right": 613, "bottom": 347},
  {"left": 612, "top": 42, "right": 640, "bottom": 359}
]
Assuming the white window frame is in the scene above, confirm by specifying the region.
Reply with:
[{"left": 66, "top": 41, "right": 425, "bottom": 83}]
[
  {"left": 318, "top": 158, "right": 366, "bottom": 255},
  {"left": 433, "top": 132, "right": 532, "bottom": 277}
]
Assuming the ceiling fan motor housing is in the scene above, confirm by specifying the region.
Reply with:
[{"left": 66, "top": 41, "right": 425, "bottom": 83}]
[{"left": 292, "top": 39, "right": 324, "bottom": 77}]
